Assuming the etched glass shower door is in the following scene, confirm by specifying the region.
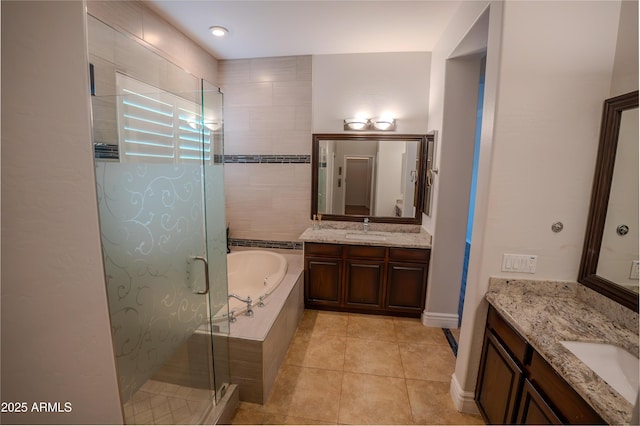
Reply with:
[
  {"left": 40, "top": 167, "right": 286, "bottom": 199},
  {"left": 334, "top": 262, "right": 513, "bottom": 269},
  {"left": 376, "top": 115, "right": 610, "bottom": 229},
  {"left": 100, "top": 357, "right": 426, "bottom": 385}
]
[
  {"left": 88, "top": 15, "right": 228, "bottom": 425},
  {"left": 202, "top": 80, "right": 231, "bottom": 402}
]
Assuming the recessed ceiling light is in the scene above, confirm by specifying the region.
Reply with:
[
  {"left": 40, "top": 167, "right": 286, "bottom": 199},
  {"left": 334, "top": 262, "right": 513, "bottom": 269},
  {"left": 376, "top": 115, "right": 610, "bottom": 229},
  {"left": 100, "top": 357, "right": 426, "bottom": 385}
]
[{"left": 209, "top": 26, "right": 228, "bottom": 37}]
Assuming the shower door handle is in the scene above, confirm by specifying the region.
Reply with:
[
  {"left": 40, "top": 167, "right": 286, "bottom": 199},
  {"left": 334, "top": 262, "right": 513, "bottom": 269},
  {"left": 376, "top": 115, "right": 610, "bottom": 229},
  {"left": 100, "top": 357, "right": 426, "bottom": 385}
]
[{"left": 190, "top": 255, "right": 210, "bottom": 295}]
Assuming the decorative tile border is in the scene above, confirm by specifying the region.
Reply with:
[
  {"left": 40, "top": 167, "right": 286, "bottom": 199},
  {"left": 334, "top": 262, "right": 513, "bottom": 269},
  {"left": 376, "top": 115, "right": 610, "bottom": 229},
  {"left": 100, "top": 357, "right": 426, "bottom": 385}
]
[
  {"left": 94, "top": 143, "right": 119, "bottom": 160},
  {"left": 93, "top": 149, "right": 310, "bottom": 165},
  {"left": 224, "top": 155, "right": 311, "bottom": 164},
  {"left": 229, "top": 238, "right": 303, "bottom": 250}
]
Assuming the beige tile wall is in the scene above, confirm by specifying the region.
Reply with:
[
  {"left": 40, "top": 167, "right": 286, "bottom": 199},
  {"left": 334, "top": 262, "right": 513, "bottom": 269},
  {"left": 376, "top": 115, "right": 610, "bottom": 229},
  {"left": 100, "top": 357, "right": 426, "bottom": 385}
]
[
  {"left": 87, "top": 1, "right": 218, "bottom": 85},
  {"left": 220, "top": 56, "right": 312, "bottom": 242},
  {"left": 88, "top": 1, "right": 312, "bottom": 242}
]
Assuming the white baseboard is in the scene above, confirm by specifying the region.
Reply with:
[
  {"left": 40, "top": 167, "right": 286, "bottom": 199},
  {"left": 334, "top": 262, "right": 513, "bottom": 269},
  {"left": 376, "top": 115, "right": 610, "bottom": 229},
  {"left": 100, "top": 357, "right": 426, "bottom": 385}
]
[
  {"left": 450, "top": 373, "right": 480, "bottom": 414},
  {"left": 421, "top": 311, "right": 459, "bottom": 328}
]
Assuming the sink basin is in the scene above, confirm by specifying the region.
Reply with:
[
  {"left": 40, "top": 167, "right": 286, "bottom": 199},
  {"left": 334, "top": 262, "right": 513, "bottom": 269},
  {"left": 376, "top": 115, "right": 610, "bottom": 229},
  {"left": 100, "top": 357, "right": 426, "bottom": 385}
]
[
  {"left": 345, "top": 233, "right": 386, "bottom": 242},
  {"left": 560, "top": 340, "right": 639, "bottom": 403}
]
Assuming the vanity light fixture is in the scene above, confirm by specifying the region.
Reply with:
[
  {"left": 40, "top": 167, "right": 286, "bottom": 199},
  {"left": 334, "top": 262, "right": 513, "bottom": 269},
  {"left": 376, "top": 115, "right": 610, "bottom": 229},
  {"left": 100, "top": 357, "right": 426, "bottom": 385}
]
[
  {"left": 343, "top": 117, "right": 397, "bottom": 131},
  {"left": 371, "top": 117, "right": 397, "bottom": 131},
  {"left": 209, "top": 26, "right": 228, "bottom": 37},
  {"left": 343, "top": 118, "right": 370, "bottom": 131}
]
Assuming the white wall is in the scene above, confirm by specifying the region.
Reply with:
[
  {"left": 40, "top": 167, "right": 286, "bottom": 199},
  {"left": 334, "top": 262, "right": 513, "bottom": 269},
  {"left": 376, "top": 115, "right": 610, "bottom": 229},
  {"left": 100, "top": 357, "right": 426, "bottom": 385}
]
[
  {"left": 610, "top": 0, "right": 638, "bottom": 97},
  {"left": 423, "top": 2, "right": 492, "bottom": 329},
  {"left": 376, "top": 143, "right": 405, "bottom": 216},
  {"left": 313, "top": 52, "right": 431, "bottom": 133},
  {"left": 451, "top": 0, "right": 625, "bottom": 411},
  {"left": 1, "top": 1, "right": 123, "bottom": 423},
  {"left": 422, "top": 1, "right": 491, "bottom": 235}
]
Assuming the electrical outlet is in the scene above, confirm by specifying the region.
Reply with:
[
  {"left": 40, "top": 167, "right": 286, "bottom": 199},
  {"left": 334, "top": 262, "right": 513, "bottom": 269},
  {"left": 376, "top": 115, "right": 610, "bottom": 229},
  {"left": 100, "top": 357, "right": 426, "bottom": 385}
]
[
  {"left": 502, "top": 254, "right": 537, "bottom": 273},
  {"left": 630, "top": 260, "right": 639, "bottom": 280}
]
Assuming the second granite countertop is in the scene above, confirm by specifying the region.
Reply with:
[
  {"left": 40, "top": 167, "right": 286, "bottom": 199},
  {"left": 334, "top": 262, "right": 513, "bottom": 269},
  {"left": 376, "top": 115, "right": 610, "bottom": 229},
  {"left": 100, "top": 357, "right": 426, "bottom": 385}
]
[{"left": 486, "top": 278, "right": 639, "bottom": 425}]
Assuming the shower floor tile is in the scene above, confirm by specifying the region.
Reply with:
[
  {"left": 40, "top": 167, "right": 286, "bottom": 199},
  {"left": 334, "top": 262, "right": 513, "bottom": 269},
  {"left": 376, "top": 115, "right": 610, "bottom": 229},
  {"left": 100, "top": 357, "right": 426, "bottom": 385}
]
[
  {"left": 123, "top": 380, "right": 214, "bottom": 425},
  {"left": 230, "top": 310, "right": 485, "bottom": 425}
]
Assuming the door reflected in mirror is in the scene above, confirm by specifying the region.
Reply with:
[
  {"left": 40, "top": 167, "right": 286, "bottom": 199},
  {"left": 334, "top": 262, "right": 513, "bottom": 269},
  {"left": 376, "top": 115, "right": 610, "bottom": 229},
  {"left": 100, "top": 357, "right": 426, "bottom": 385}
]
[{"left": 312, "top": 134, "right": 427, "bottom": 224}]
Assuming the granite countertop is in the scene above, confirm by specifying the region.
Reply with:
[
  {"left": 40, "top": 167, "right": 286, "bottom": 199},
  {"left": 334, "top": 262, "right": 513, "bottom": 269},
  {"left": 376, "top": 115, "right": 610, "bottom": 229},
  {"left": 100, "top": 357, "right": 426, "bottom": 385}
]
[
  {"left": 298, "top": 223, "right": 432, "bottom": 249},
  {"left": 486, "top": 278, "right": 639, "bottom": 425}
]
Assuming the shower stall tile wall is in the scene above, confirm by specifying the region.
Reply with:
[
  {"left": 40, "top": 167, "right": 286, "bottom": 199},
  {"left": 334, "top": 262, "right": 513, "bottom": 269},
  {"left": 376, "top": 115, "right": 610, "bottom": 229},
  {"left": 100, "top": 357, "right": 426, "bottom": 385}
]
[{"left": 87, "top": 1, "right": 218, "bottom": 85}]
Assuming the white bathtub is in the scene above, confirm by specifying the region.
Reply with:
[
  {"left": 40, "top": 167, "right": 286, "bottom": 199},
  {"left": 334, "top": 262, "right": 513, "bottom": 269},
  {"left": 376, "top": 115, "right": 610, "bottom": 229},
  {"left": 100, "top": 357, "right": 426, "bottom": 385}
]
[{"left": 224, "top": 250, "right": 288, "bottom": 317}]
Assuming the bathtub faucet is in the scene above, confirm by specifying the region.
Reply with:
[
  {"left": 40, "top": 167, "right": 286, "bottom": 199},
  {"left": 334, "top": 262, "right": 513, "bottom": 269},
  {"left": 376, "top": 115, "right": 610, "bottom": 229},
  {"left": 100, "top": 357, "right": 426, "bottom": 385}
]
[{"left": 228, "top": 293, "right": 253, "bottom": 316}]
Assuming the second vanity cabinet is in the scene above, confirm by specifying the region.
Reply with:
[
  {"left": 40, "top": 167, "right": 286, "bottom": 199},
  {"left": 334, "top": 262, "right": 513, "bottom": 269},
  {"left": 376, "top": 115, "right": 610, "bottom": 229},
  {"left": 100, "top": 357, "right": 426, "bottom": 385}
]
[
  {"left": 475, "top": 306, "right": 604, "bottom": 425},
  {"left": 304, "top": 242, "right": 429, "bottom": 317}
]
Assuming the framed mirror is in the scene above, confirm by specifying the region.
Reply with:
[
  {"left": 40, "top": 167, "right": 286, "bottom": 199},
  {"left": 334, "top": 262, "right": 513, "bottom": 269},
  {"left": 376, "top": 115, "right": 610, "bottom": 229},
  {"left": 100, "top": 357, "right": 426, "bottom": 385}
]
[
  {"left": 311, "top": 133, "right": 427, "bottom": 224},
  {"left": 578, "top": 90, "right": 639, "bottom": 311}
]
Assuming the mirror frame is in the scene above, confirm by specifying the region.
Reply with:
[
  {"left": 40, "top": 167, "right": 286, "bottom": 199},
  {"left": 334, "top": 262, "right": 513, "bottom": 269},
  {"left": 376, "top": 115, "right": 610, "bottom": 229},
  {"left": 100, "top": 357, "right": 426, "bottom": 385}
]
[
  {"left": 311, "top": 133, "right": 427, "bottom": 224},
  {"left": 578, "top": 90, "right": 639, "bottom": 311}
]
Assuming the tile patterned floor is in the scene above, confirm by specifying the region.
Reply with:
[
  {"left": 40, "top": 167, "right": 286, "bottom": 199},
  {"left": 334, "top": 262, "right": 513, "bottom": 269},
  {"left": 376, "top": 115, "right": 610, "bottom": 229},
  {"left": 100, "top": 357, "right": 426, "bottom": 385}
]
[
  {"left": 229, "top": 310, "right": 484, "bottom": 425},
  {"left": 123, "top": 380, "right": 214, "bottom": 425}
]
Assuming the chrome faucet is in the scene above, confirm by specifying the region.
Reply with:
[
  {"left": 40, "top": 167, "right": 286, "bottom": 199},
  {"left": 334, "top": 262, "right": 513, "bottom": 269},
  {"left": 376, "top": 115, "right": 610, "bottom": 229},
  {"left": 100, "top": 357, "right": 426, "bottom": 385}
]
[
  {"left": 363, "top": 218, "right": 369, "bottom": 233},
  {"left": 228, "top": 293, "right": 253, "bottom": 316}
]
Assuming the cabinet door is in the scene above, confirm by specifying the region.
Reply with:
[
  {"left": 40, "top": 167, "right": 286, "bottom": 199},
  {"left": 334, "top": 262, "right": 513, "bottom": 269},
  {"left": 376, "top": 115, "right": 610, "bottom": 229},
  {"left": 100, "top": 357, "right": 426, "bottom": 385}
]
[
  {"left": 527, "top": 351, "right": 604, "bottom": 424},
  {"left": 516, "top": 380, "right": 562, "bottom": 425},
  {"left": 385, "top": 262, "right": 427, "bottom": 312},
  {"left": 475, "top": 330, "right": 523, "bottom": 424},
  {"left": 305, "top": 257, "right": 342, "bottom": 307},
  {"left": 345, "top": 260, "right": 384, "bottom": 308}
]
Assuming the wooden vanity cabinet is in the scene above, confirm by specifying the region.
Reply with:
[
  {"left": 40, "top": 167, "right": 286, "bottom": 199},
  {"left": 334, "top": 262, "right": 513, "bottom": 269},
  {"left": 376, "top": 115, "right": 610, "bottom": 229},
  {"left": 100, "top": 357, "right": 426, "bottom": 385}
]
[
  {"left": 475, "top": 307, "right": 527, "bottom": 424},
  {"left": 386, "top": 248, "right": 430, "bottom": 314},
  {"left": 344, "top": 245, "right": 386, "bottom": 309},
  {"left": 516, "top": 379, "right": 562, "bottom": 424},
  {"left": 303, "top": 242, "right": 429, "bottom": 317},
  {"left": 525, "top": 351, "right": 603, "bottom": 424},
  {"left": 305, "top": 243, "right": 342, "bottom": 308},
  {"left": 475, "top": 306, "right": 605, "bottom": 425}
]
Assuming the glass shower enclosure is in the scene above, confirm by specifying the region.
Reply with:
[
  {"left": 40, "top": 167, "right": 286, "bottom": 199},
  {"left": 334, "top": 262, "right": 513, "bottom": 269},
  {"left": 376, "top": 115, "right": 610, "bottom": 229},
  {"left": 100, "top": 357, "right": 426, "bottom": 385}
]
[{"left": 88, "top": 15, "right": 229, "bottom": 425}]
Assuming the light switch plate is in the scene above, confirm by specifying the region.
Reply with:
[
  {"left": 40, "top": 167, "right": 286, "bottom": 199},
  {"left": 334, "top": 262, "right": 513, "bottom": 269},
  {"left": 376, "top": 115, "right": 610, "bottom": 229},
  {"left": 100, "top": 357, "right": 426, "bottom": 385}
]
[
  {"left": 630, "top": 260, "right": 639, "bottom": 280},
  {"left": 502, "top": 254, "right": 537, "bottom": 273}
]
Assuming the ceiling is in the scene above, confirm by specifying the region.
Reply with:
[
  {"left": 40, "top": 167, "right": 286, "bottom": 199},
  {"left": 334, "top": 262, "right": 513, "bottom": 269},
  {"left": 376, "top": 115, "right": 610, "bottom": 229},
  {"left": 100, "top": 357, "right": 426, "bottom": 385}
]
[{"left": 144, "top": 1, "right": 462, "bottom": 60}]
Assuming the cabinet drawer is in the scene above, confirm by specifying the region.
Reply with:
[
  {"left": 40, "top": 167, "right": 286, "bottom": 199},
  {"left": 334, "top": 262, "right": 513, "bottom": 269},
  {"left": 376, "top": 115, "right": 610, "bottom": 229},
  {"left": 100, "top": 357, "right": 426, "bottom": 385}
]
[
  {"left": 528, "top": 351, "right": 604, "bottom": 424},
  {"left": 487, "top": 306, "right": 528, "bottom": 365},
  {"left": 346, "top": 245, "right": 386, "bottom": 259},
  {"left": 389, "top": 247, "right": 430, "bottom": 262},
  {"left": 305, "top": 242, "right": 342, "bottom": 257}
]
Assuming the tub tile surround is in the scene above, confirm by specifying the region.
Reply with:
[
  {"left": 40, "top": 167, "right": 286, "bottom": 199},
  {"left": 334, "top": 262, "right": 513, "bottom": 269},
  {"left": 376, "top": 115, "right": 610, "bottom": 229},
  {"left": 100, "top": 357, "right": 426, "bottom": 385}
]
[
  {"left": 486, "top": 278, "right": 639, "bottom": 425},
  {"left": 221, "top": 55, "right": 312, "bottom": 244},
  {"left": 225, "top": 252, "right": 305, "bottom": 404},
  {"left": 224, "top": 162, "right": 310, "bottom": 242},
  {"left": 299, "top": 221, "right": 433, "bottom": 248}
]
